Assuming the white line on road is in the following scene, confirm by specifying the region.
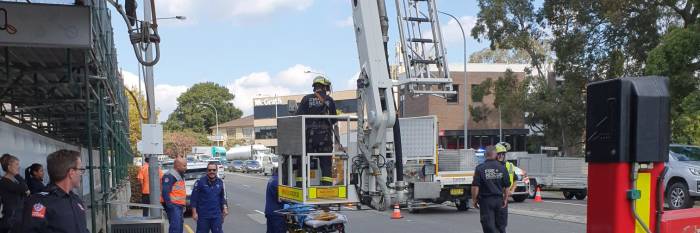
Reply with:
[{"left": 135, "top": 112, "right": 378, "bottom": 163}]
[
  {"left": 543, "top": 200, "right": 587, "bottom": 207},
  {"left": 254, "top": 209, "right": 265, "bottom": 215}
]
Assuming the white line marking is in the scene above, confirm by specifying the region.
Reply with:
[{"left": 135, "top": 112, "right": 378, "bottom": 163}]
[
  {"left": 254, "top": 209, "right": 265, "bottom": 215},
  {"left": 543, "top": 200, "right": 587, "bottom": 207}
]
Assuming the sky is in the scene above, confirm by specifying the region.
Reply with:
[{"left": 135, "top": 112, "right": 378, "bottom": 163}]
[{"left": 114, "top": 0, "right": 490, "bottom": 122}]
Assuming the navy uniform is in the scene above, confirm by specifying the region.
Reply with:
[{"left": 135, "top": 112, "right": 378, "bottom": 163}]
[
  {"left": 473, "top": 159, "right": 511, "bottom": 233},
  {"left": 190, "top": 175, "right": 227, "bottom": 233},
  {"left": 265, "top": 173, "right": 286, "bottom": 233},
  {"left": 162, "top": 170, "right": 187, "bottom": 233},
  {"left": 296, "top": 89, "right": 337, "bottom": 186},
  {"left": 20, "top": 184, "right": 89, "bottom": 233}
]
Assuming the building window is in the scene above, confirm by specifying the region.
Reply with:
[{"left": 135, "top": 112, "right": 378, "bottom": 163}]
[
  {"left": 255, "top": 126, "right": 277, "bottom": 139},
  {"left": 446, "top": 84, "right": 459, "bottom": 103},
  {"left": 243, "top": 128, "right": 253, "bottom": 139}
]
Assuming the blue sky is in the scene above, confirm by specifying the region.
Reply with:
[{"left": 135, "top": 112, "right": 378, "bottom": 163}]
[{"left": 113, "top": 0, "right": 490, "bottom": 122}]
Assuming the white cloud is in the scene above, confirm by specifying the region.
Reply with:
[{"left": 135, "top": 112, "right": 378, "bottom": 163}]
[
  {"left": 228, "top": 64, "right": 318, "bottom": 115},
  {"left": 335, "top": 16, "right": 353, "bottom": 28},
  {"left": 440, "top": 16, "right": 477, "bottom": 44},
  {"left": 121, "top": 69, "right": 140, "bottom": 89},
  {"left": 154, "top": 84, "right": 188, "bottom": 122}
]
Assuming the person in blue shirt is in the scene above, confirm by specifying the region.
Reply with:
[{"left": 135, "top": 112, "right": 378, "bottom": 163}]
[
  {"left": 191, "top": 162, "right": 228, "bottom": 233},
  {"left": 162, "top": 156, "right": 187, "bottom": 233},
  {"left": 265, "top": 169, "right": 286, "bottom": 233}
]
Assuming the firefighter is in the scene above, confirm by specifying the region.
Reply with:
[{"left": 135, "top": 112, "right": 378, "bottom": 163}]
[
  {"left": 191, "top": 162, "right": 228, "bottom": 233},
  {"left": 162, "top": 156, "right": 187, "bottom": 233},
  {"left": 471, "top": 146, "right": 511, "bottom": 233},
  {"left": 495, "top": 142, "right": 515, "bottom": 233},
  {"left": 295, "top": 76, "right": 341, "bottom": 186},
  {"left": 265, "top": 169, "right": 286, "bottom": 233},
  {"left": 20, "top": 150, "right": 89, "bottom": 233}
]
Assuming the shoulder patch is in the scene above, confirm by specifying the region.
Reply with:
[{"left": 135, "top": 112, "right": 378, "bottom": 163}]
[
  {"left": 164, "top": 177, "right": 170, "bottom": 183},
  {"left": 31, "top": 203, "right": 47, "bottom": 219},
  {"left": 39, "top": 192, "right": 49, "bottom": 196}
]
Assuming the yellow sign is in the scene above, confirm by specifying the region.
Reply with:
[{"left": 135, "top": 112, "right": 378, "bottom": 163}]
[
  {"left": 278, "top": 186, "right": 303, "bottom": 202},
  {"left": 307, "top": 186, "right": 348, "bottom": 199},
  {"left": 450, "top": 188, "right": 464, "bottom": 196}
]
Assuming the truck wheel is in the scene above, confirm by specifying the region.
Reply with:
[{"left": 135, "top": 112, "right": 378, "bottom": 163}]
[
  {"left": 666, "top": 181, "right": 691, "bottom": 210},
  {"left": 457, "top": 199, "right": 469, "bottom": 211},
  {"left": 513, "top": 195, "right": 527, "bottom": 202},
  {"left": 574, "top": 192, "right": 587, "bottom": 200},
  {"left": 528, "top": 179, "right": 538, "bottom": 198},
  {"left": 563, "top": 191, "right": 574, "bottom": 200}
]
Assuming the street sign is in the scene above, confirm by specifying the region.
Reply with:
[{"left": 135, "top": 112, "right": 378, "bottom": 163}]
[
  {"left": 207, "top": 135, "right": 225, "bottom": 142},
  {"left": 139, "top": 124, "right": 163, "bottom": 154},
  {"left": 540, "top": 146, "right": 559, "bottom": 151}
]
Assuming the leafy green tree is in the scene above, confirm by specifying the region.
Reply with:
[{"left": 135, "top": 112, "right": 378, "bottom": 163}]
[
  {"left": 164, "top": 82, "right": 243, "bottom": 134},
  {"left": 469, "top": 47, "right": 531, "bottom": 64}
]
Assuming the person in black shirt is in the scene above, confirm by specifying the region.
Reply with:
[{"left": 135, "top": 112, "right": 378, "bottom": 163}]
[
  {"left": 0, "top": 154, "right": 29, "bottom": 233},
  {"left": 471, "top": 146, "right": 511, "bottom": 233},
  {"left": 295, "top": 76, "right": 341, "bottom": 186},
  {"left": 21, "top": 150, "right": 89, "bottom": 233},
  {"left": 25, "top": 163, "right": 46, "bottom": 195}
]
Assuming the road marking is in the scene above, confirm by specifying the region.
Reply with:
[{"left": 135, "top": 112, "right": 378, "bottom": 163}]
[
  {"left": 254, "top": 209, "right": 265, "bottom": 215},
  {"left": 247, "top": 213, "right": 267, "bottom": 224},
  {"left": 184, "top": 224, "right": 194, "bottom": 233},
  {"left": 230, "top": 172, "right": 269, "bottom": 181},
  {"left": 543, "top": 200, "right": 587, "bottom": 207}
]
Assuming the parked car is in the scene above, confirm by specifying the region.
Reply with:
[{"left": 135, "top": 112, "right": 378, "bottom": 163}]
[
  {"left": 664, "top": 144, "right": 700, "bottom": 210},
  {"left": 229, "top": 160, "right": 245, "bottom": 172},
  {"left": 184, "top": 162, "right": 209, "bottom": 213},
  {"left": 243, "top": 160, "right": 263, "bottom": 173},
  {"left": 511, "top": 165, "right": 530, "bottom": 202}
]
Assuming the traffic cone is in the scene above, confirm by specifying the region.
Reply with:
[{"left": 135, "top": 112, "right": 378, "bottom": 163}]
[
  {"left": 534, "top": 187, "right": 543, "bottom": 202},
  {"left": 391, "top": 204, "right": 403, "bottom": 219}
]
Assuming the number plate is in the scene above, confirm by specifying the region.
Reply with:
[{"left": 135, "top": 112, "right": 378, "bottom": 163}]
[{"left": 450, "top": 188, "right": 464, "bottom": 196}]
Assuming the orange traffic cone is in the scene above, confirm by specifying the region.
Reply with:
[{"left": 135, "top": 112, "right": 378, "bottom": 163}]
[
  {"left": 534, "top": 187, "right": 543, "bottom": 202},
  {"left": 391, "top": 204, "right": 403, "bottom": 219}
]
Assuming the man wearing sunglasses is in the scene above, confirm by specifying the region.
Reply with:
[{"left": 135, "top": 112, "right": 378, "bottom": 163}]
[
  {"left": 190, "top": 162, "right": 228, "bottom": 233},
  {"left": 21, "top": 149, "right": 89, "bottom": 233}
]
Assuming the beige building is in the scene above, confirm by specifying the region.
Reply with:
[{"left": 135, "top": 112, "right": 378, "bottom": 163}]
[
  {"left": 211, "top": 115, "right": 254, "bottom": 147},
  {"left": 401, "top": 63, "right": 545, "bottom": 151},
  {"left": 253, "top": 90, "right": 358, "bottom": 153}
]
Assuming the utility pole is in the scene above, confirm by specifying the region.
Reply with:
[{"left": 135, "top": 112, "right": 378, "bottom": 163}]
[
  {"left": 438, "top": 11, "right": 468, "bottom": 150},
  {"left": 143, "top": 0, "right": 161, "bottom": 218}
]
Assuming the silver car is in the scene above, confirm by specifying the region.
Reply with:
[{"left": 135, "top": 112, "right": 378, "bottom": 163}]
[{"left": 664, "top": 144, "right": 700, "bottom": 209}]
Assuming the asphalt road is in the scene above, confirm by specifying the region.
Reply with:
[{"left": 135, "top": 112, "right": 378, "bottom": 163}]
[{"left": 182, "top": 172, "right": 589, "bottom": 233}]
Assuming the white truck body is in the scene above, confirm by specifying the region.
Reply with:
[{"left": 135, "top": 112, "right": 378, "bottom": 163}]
[
  {"left": 516, "top": 154, "right": 588, "bottom": 199},
  {"left": 226, "top": 144, "right": 278, "bottom": 175}
]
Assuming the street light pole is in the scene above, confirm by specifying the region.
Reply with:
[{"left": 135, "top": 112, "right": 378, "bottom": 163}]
[
  {"left": 199, "top": 103, "right": 220, "bottom": 147},
  {"left": 439, "top": 11, "right": 469, "bottom": 150}
]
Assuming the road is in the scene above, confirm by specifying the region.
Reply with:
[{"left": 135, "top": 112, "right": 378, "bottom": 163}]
[{"left": 182, "top": 172, "right": 588, "bottom": 233}]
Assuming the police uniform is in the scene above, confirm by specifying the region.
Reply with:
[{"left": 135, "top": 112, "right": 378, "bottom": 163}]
[
  {"left": 190, "top": 176, "right": 227, "bottom": 233},
  {"left": 473, "top": 159, "right": 511, "bottom": 233},
  {"left": 296, "top": 92, "right": 338, "bottom": 186},
  {"left": 265, "top": 174, "right": 286, "bottom": 233},
  {"left": 20, "top": 184, "right": 89, "bottom": 233},
  {"left": 162, "top": 170, "right": 186, "bottom": 233}
]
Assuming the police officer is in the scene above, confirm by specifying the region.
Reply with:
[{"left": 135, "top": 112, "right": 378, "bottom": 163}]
[
  {"left": 162, "top": 156, "right": 187, "bottom": 233},
  {"left": 20, "top": 150, "right": 89, "bottom": 233},
  {"left": 495, "top": 142, "right": 515, "bottom": 233},
  {"left": 471, "top": 146, "right": 511, "bottom": 233},
  {"left": 296, "top": 76, "right": 341, "bottom": 186},
  {"left": 191, "top": 162, "right": 228, "bottom": 233},
  {"left": 265, "top": 169, "right": 286, "bottom": 233}
]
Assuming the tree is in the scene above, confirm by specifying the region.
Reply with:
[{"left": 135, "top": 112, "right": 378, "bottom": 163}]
[
  {"left": 163, "top": 129, "right": 209, "bottom": 157},
  {"left": 473, "top": 0, "right": 700, "bottom": 154},
  {"left": 469, "top": 47, "right": 531, "bottom": 64},
  {"left": 164, "top": 82, "right": 243, "bottom": 134}
]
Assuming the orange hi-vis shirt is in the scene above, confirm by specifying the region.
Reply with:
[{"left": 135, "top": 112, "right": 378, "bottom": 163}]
[{"left": 137, "top": 162, "right": 163, "bottom": 194}]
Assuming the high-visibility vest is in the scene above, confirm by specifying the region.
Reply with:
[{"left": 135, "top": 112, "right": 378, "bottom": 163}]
[
  {"left": 162, "top": 171, "right": 186, "bottom": 206},
  {"left": 137, "top": 162, "right": 163, "bottom": 194},
  {"left": 505, "top": 162, "right": 515, "bottom": 186}
]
